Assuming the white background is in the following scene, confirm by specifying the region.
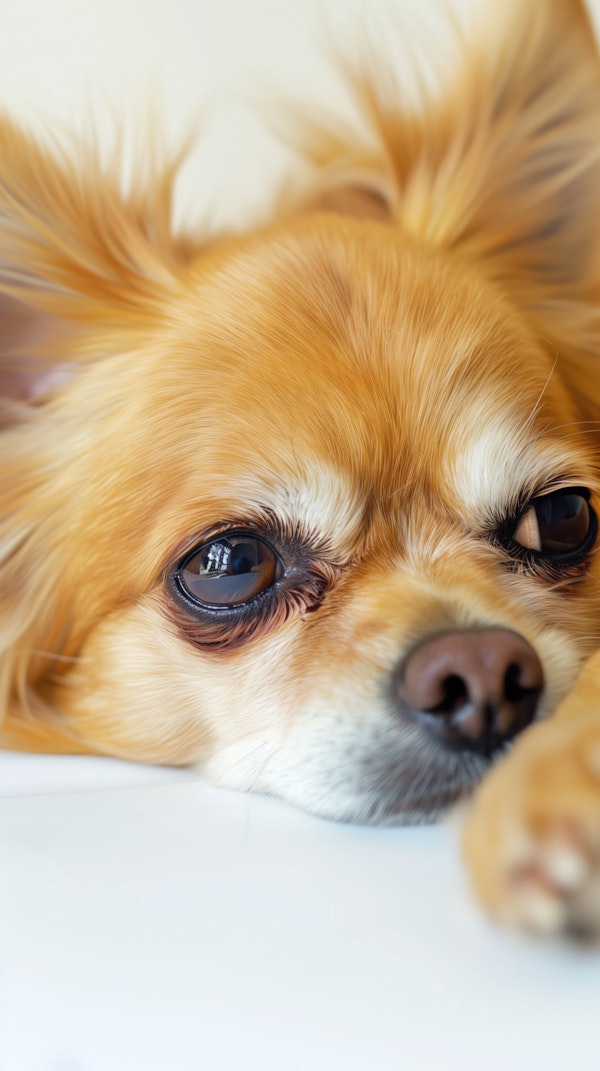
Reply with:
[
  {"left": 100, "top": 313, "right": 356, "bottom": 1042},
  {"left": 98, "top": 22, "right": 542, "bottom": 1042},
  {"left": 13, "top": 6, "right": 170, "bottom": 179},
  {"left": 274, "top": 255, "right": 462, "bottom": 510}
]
[{"left": 2, "top": 2, "right": 600, "bottom": 1069}]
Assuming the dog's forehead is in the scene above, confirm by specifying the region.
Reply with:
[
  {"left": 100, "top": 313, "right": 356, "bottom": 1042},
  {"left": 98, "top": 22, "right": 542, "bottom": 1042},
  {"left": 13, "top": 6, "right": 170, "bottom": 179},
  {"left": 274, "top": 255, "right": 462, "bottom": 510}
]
[
  {"left": 170, "top": 219, "right": 579, "bottom": 539},
  {"left": 186, "top": 223, "right": 550, "bottom": 411}
]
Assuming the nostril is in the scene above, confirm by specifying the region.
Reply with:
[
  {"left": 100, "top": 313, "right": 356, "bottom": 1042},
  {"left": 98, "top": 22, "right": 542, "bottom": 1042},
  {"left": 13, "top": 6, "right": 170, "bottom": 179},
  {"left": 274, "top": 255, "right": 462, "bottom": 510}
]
[
  {"left": 425, "top": 674, "right": 469, "bottom": 717},
  {"left": 503, "top": 659, "right": 542, "bottom": 702},
  {"left": 504, "top": 661, "right": 536, "bottom": 704}
]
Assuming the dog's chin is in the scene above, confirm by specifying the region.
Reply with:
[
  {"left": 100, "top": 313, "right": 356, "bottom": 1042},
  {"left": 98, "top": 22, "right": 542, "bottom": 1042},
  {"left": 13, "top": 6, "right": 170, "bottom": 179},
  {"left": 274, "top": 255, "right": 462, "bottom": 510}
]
[
  {"left": 285, "top": 760, "right": 493, "bottom": 827},
  {"left": 203, "top": 721, "right": 496, "bottom": 826}
]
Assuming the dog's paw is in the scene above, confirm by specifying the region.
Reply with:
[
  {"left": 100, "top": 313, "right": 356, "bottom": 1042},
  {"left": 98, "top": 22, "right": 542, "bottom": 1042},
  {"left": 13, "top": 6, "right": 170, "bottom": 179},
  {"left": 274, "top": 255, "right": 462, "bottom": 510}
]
[{"left": 463, "top": 713, "right": 600, "bottom": 939}]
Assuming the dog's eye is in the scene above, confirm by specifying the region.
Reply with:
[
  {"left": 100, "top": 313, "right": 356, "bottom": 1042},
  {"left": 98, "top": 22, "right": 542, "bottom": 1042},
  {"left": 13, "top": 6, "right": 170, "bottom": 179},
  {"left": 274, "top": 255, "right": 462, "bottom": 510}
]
[
  {"left": 176, "top": 534, "right": 283, "bottom": 607},
  {"left": 512, "top": 489, "right": 594, "bottom": 556},
  {"left": 167, "top": 527, "right": 334, "bottom": 650}
]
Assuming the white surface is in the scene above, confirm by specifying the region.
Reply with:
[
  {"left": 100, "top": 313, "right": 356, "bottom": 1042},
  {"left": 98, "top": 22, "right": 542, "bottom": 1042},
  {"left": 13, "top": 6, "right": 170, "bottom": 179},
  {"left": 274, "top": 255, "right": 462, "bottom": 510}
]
[
  {"left": 0, "top": 751, "right": 196, "bottom": 798},
  {"left": 2, "top": 1, "right": 600, "bottom": 1068},
  {"left": 2, "top": 753, "right": 600, "bottom": 1071}
]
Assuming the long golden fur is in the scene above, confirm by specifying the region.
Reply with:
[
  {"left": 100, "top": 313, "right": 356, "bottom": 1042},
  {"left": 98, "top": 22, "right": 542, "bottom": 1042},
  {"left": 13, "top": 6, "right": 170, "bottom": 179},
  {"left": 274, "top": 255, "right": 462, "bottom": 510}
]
[{"left": 2, "top": 0, "right": 600, "bottom": 935}]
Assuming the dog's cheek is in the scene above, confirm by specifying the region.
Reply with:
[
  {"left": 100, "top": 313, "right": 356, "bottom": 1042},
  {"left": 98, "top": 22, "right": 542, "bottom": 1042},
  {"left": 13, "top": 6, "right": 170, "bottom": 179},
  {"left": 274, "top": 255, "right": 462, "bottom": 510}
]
[
  {"left": 50, "top": 599, "right": 221, "bottom": 764},
  {"left": 50, "top": 593, "right": 299, "bottom": 767}
]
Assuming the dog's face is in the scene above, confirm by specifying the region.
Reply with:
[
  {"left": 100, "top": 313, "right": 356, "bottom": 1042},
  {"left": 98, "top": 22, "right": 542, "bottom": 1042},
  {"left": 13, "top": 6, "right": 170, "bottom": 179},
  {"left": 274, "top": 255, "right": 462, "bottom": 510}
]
[{"left": 1, "top": 0, "right": 600, "bottom": 822}]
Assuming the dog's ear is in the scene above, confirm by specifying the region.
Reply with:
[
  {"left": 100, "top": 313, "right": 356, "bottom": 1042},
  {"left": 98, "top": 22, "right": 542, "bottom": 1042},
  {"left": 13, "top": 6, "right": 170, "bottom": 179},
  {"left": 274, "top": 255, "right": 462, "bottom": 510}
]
[
  {"left": 287, "top": 1, "right": 600, "bottom": 297},
  {"left": 401, "top": 0, "right": 600, "bottom": 304},
  {"left": 286, "top": 0, "right": 600, "bottom": 418},
  {"left": 0, "top": 115, "right": 191, "bottom": 404}
]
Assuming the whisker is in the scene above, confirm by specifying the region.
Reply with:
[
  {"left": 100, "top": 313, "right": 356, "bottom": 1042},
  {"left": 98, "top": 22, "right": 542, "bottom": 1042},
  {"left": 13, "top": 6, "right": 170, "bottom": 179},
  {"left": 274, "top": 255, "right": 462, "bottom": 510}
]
[
  {"left": 547, "top": 429, "right": 600, "bottom": 441},
  {"left": 546, "top": 420, "right": 600, "bottom": 433},
  {"left": 522, "top": 354, "right": 558, "bottom": 436}
]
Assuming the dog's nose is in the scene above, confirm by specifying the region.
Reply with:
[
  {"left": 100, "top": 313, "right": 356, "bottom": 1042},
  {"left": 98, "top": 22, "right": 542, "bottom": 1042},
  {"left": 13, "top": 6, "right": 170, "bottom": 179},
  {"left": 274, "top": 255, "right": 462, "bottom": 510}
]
[{"left": 397, "top": 629, "right": 543, "bottom": 756}]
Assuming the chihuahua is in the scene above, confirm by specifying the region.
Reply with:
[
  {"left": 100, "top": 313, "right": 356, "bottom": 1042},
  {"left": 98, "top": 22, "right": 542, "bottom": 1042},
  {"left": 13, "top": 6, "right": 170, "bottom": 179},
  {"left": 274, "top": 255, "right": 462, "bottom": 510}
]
[{"left": 1, "top": 0, "right": 600, "bottom": 936}]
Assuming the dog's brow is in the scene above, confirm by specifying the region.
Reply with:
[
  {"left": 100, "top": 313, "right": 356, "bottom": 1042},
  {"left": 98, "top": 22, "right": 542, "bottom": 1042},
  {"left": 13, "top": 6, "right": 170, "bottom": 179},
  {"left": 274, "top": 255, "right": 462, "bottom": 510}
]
[
  {"left": 265, "top": 467, "right": 366, "bottom": 556},
  {"left": 449, "top": 423, "right": 596, "bottom": 524}
]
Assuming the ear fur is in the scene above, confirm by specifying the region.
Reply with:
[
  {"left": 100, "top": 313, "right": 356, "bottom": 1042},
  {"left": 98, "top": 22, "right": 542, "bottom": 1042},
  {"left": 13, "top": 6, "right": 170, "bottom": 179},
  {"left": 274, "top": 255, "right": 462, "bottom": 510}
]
[
  {"left": 285, "top": 0, "right": 600, "bottom": 289},
  {"left": 0, "top": 114, "right": 189, "bottom": 309},
  {"left": 0, "top": 114, "right": 197, "bottom": 406},
  {"left": 283, "top": 0, "right": 600, "bottom": 421}
]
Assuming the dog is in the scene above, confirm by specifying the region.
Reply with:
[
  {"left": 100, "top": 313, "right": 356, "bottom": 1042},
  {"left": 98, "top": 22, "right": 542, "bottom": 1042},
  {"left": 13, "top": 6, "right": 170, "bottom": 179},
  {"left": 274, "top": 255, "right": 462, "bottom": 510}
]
[{"left": 1, "top": 0, "right": 599, "bottom": 937}]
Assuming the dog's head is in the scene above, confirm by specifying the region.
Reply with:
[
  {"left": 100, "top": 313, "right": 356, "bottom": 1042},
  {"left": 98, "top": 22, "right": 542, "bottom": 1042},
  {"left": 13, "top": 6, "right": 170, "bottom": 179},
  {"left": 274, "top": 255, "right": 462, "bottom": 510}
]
[{"left": 1, "top": 0, "right": 600, "bottom": 821}]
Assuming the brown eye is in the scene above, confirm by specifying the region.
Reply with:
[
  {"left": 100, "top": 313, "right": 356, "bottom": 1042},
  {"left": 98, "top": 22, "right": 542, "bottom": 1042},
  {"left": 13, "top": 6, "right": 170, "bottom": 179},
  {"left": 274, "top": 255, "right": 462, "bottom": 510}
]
[
  {"left": 176, "top": 534, "right": 282, "bottom": 607},
  {"left": 513, "top": 490, "right": 594, "bottom": 556}
]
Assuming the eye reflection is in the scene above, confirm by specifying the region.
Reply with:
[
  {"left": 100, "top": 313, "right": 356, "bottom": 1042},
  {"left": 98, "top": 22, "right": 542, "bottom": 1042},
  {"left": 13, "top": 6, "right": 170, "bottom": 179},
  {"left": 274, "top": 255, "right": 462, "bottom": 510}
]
[
  {"left": 178, "top": 534, "right": 281, "bottom": 607},
  {"left": 512, "top": 489, "right": 593, "bottom": 556}
]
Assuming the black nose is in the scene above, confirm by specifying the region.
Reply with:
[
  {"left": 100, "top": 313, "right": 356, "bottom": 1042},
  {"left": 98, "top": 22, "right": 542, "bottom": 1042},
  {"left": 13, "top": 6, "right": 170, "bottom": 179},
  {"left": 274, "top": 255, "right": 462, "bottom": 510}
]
[{"left": 396, "top": 629, "right": 543, "bottom": 756}]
